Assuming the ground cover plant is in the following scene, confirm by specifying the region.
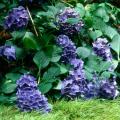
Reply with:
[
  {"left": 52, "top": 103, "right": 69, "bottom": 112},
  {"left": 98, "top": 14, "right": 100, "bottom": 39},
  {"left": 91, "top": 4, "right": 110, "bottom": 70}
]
[{"left": 0, "top": 0, "right": 120, "bottom": 117}]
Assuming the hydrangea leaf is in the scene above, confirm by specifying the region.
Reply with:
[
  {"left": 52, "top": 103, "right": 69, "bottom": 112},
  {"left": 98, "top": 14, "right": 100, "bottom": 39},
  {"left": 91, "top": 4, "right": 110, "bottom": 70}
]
[
  {"left": 23, "top": 32, "right": 40, "bottom": 50},
  {"left": 111, "top": 34, "right": 120, "bottom": 57},
  {"left": 33, "top": 51, "right": 50, "bottom": 69},
  {"left": 77, "top": 47, "right": 91, "bottom": 58},
  {"left": 42, "top": 67, "right": 60, "bottom": 82},
  {"left": 89, "top": 30, "right": 103, "bottom": 40},
  {"left": 2, "top": 83, "right": 17, "bottom": 94},
  {"left": 39, "top": 82, "right": 52, "bottom": 94}
]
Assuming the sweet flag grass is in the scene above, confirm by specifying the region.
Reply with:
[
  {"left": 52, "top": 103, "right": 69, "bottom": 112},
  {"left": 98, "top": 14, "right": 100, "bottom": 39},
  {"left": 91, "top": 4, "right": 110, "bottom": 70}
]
[{"left": 1, "top": 99, "right": 120, "bottom": 120}]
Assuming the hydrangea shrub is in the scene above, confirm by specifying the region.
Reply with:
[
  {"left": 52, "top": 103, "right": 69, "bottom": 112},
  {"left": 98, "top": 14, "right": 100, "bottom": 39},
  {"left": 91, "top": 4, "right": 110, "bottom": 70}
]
[{"left": 0, "top": 0, "right": 120, "bottom": 110}]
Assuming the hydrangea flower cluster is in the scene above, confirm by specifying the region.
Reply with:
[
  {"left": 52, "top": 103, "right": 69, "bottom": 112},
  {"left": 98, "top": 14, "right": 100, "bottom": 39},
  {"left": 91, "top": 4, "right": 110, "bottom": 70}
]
[
  {"left": 99, "top": 77, "right": 119, "bottom": 99},
  {"left": 93, "top": 38, "right": 112, "bottom": 61},
  {"left": 0, "top": 45, "right": 16, "bottom": 61},
  {"left": 4, "top": 6, "right": 29, "bottom": 31},
  {"left": 57, "top": 7, "right": 84, "bottom": 36},
  {"left": 16, "top": 74, "right": 51, "bottom": 113},
  {"left": 56, "top": 35, "right": 77, "bottom": 63},
  {"left": 61, "top": 58, "right": 88, "bottom": 99}
]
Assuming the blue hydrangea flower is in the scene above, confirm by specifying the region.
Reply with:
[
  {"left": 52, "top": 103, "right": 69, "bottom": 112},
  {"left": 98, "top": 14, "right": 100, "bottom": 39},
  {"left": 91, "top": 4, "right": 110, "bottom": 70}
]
[
  {"left": 57, "top": 7, "right": 84, "bottom": 36},
  {"left": 17, "top": 74, "right": 52, "bottom": 113},
  {"left": 56, "top": 35, "right": 76, "bottom": 63},
  {"left": 0, "top": 45, "right": 16, "bottom": 61},
  {"left": 93, "top": 38, "right": 116, "bottom": 71},
  {"left": 84, "top": 82, "right": 100, "bottom": 99},
  {"left": 61, "top": 58, "right": 88, "bottom": 99},
  {"left": 93, "top": 38, "right": 112, "bottom": 61},
  {"left": 99, "top": 78, "right": 119, "bottom": 99},
  {"left": 4, "top": 6, "right": 29, "bottom": 31}
]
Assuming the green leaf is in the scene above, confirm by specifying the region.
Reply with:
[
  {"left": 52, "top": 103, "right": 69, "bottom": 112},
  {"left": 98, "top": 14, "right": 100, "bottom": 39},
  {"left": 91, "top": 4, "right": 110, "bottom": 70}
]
[
  {"left": 85, "top": 70, "right": 93, "bottom": 81},
  {"left": 51, "top": 46, "right": 61, "bottom": 63},
  {"left": 94, "top": 7, "right": 109, "bottom": 22},
  {"left": 75, "top": 3, "right": 85, "bottom": 17},
  {"left": 2, "top": 83, "right": 16, "bottom": 94},
  {"left": 39, "top": 82, "right": 52, "bottom": 94},
  {"left": 92, "top": 17, "right": 117, "bottom": 39},
  {"left": 0, "top": 3, "right": 5, "bottom": 9},
  {"left": 111, "top": 34, "right": 120, "bottom": 56},
  {"left": 99, "top": 61, "right": 111, "bottom": 72},
  {"left": 11, "top": 30, "right": 25, "bottom": 40},
  {"left": 15, "top": 47, "right": 24, "bottom": 59},
  {"left": 53, "top": 81, "right": 62, "bottom": 90},
  {"left": 89, "top": 30, "right": 103, "bottom": 40},
  {"left": 33, "top": 51, "right": 50, "bottom": 69},
  {"left": 77, "top": 47, "right": 91, "bottom": 58},
  {"left": 101, "top": 71, "right": 111, "bottom": 79},
  {"left": 67, "top": 18, "right": 80, "bottom": 24},
  {"left": 23, "top": 32, "right": 40, "bottom": 50},
  {"left": 43, "top": 67, "right": 60, "bottom": 82},
  {"left": 5, "top": 73, "right": 21, "bottom": 82}
]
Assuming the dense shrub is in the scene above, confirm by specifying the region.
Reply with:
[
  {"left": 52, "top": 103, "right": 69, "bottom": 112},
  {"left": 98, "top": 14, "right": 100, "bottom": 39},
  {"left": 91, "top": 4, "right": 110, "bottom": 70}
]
[{"left": 0, "top": 0, "right": 120, "bottom": 113}]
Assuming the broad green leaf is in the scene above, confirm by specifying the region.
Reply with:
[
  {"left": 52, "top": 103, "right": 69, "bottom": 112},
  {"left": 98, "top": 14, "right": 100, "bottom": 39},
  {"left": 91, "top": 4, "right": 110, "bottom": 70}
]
[
  {"left": 43, "top": 67, "right": 60, "bottom": 82},
  {"left": 2, "top": 83, "right": 16, "bottom": 94},
  {"left": 0, "top": 3, "right": 5, "bottom": 9},
  {"left": 92, "top": 17, "right": 117, "bottom": 39},
  {"left": 111, "top": 34, "right": 120, "bottom": 56},
  {"left": 67, "top": 18, "right": 80, "bottom": 24},
  {"left": 51, "top": 46, "right": 61, "bottom": 63},
  {"left": 23, "top": 32, "right": 40, "bottom": 50},
  {"left": 5, "top": 73, "right": 21, "bottom": 82},
  {"left": 39, "top": 82, "right": 52, "bottom": 94},
  {"left": 99, "top": 61, "right": 111, "bottom": 72},
  {"left": 75, "top": 3, "right": 85, "bottom": 17},
  {"left": 89, "top": 30, "right": 103, "bottom": 40},
  {"left": 85, "top": 70, "right": 93, "bottom": 81},
  {"left": 33, "top": 51, "right": 50, "bottom": 69},
  {"left": 94, "top": 7, "right": 109, "bottom": 22},
  {"left": 77, "top": 47, "right": 91, "bottom": 58},
  {"left": 101, "top": 71, "right": 111, "bottom": 79},
  {"left": 53, "top": 81, "right": 62, "bottom": 90}
]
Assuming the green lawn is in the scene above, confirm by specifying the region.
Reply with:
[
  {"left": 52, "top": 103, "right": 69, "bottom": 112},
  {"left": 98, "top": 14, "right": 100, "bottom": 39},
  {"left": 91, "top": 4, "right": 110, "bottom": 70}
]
[{"left": 1, "top": 99, "right": 120, "bottom": 120}]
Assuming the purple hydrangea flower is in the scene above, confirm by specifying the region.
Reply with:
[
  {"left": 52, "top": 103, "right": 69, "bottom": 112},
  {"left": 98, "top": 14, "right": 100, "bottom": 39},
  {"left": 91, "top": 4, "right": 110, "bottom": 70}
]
[
  {"left": 4, "top": 6, "right": 29, "bottom": 31},
  {"left": 93, "top": 38, "right": 112, "bottom": 61},
  {"left": 61, "top": 58, "right": 88, "bottom": 99},
  {"left": 57, "top": 7, "right": 84, "bottom": 36},
  {"left": 17, "top": 74, "right": 52, "bottom": 113},
  {"left": 99, "top": 77, "right": 119, "bottom": 99},
  {"left": 61, "top": 75, "right": 87, "bottom": 99},
  {"left": 0, "top": 45, "right": 16, "bottom": 61},
  {"left": 93, "top": 38, "right": 116, "bottom": 71},
  {"left": 56, "top": 35, "right": 77, "bottom": 63},
  {"left": 17, "top": 74, "right": 37, "bottom": 88},
  {"left": 84, "top": 82, "right": 100, "bottom": 99}
]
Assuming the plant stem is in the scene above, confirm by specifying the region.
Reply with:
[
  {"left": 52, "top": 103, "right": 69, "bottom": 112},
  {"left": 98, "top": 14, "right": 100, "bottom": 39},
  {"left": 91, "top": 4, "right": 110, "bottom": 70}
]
[{"left": 26, "top": 6, "right": 39, "bottom": 37}]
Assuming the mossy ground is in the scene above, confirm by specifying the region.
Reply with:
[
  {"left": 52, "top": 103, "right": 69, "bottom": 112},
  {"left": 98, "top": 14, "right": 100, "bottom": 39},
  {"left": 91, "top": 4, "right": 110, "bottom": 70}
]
[{"left": 1, "top": 99, "right": 120, "bottom": 120}]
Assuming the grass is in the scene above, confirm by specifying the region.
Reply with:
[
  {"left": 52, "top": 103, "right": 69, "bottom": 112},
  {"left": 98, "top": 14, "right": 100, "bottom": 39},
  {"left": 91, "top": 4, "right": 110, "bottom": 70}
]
[{"left": 1, "top": 99, "right": 120, "bottom": 120}]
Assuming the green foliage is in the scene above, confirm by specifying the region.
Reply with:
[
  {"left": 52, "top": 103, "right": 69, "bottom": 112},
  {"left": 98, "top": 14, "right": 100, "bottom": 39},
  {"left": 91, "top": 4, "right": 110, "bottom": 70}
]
[{"left": 0, "top": 0, "right": 120, "bottom": 104}]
